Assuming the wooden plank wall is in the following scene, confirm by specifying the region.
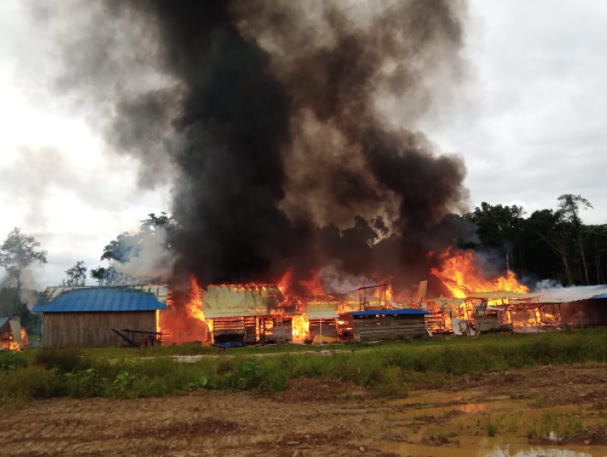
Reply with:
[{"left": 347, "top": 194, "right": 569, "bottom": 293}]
[
  {"left": 352, "top": 315, "right": 427, "bottom": 342},
  {"left": 308, "top": 318, "right": 337, "bottom": 341},
  {"left": 42, "top": 312, "right": 156, "bottom": 348}
]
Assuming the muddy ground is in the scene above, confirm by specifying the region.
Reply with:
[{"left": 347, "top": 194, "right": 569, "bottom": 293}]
[{"left": 3, "top": 363, "right": 607, "bottom": 457}]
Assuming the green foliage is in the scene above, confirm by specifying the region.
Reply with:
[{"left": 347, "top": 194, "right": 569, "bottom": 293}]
[
  {"left": 64, "top": 367, "right": 108, "bottom": 397},
  {"left": 62, "top": 260, "right": 87, "bottom": 287},
  {"left": 485, "top": 417, "right": 499, "bottom": 437},
  {"left": 224, "top": 359, "right": 267, "bottom": 390},
  {"left": 0, "top": 227, "right": 47, "bottom": 289},
  {"left": 527, "top": 413, "right": 584, "bottom": 443},
  {"left": 34, "top": 348, "right": 89, "bottom": 373},
  {"left": 462, "top": 194, "right": 607, "bottom": 286},
  {"left": 0, "top": 366, "right": 65, "bottom": 400},
  {"left": 0, "top": 351, "right": 27, "bottom": 370},
  {"left": 4, "top": 330, "right": 607, "bottom": 402}
]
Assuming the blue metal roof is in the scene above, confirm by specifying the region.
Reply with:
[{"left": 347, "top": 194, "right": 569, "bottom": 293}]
[
  {"left": 0, "top": 317, "right": 9, "bottom": 330},
  {"left": 348, "top": 308, "right": 429, "bottom": 317},
  {"left": 32, "top": 288, "right": 167, "bottom": 313},
  {"left": 589, "top": 293, "right": 607, "bottom": 300}
]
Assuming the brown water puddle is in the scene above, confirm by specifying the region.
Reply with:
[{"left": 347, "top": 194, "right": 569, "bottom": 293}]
[{"left": 367, "top": 388, "right": 607, "bottom": 457}]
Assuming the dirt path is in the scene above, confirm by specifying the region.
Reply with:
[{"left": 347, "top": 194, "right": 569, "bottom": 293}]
[{"left": 3, "top": 363, "right": 607, "bottom": 457}]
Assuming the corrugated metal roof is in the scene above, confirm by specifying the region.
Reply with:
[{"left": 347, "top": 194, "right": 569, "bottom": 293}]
[
  {"left": 534, "top": 285, "right": 607, "bottom": 303},
  {"left": 202, "top": 284, "right": 284, "bottom": 318},
  {"left": 305, "top": 299, "right": 339, "bottom": 318},
  {"left": 32, "top": 288, "right": 167, "bottom": 313},
  {"left": 348, "top": 309, "right": 429, "bottom": 317}
]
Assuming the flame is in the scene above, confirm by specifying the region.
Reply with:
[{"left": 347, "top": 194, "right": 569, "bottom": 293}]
[
  {"left": 431, "top": 249, "right": 528, "bottom": 299},
  {"left": 158, "top": 276, "right": 210, "bottom": 344},
  {"left": 291, "top": 314, "right": 309, "bottom": 343},
  {"left": 299, "top": 271, "right": 325, "bottom": 296}
]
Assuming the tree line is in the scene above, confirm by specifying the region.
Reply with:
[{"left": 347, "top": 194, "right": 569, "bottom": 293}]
[{"left": 462, "top": 194, "right": 606, "bottom": 286}]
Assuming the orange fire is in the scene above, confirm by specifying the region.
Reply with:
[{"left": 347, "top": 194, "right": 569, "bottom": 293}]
[
  {"left": 430, "top": 249, "right": 528, "bottom": 298},
  {"left": 158, "top": 276, "right": 210, "bottom": 344},
  {"left": 291, "top": 314, "right": 309, "bottom": 343}
]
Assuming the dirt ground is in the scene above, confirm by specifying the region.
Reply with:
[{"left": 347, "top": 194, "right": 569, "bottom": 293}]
[{"left": 3, "top": 363, "right": 607, "bottom": 457}]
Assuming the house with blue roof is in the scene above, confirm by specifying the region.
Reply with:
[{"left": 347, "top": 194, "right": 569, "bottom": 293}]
[{"left": 33, "top": 286, "right": 167, "bottom": 348}]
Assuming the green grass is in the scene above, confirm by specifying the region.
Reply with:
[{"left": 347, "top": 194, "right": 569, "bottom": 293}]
[{"left": 2, "top": 328, "right": 606, "bottom": 402}]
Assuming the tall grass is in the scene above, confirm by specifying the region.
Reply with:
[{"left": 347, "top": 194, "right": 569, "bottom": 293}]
[{"left": 1, "top": 328, "right": 606, "bottom": 401}]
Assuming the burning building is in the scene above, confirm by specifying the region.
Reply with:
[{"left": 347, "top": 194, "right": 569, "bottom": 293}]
[
  {"left": 0, "top": 317, "right": 26, "bottom": 351},
  {"left": 201, "top": 284, "right": 298, "bottom": 346}
]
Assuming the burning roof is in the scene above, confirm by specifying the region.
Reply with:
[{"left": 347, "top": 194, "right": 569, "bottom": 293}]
[{"left": 202, "top": 284, "right": 294, "bottom": 319}]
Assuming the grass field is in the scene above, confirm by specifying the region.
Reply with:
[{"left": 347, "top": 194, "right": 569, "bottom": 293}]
[{"left": 1, "top": 328, "right": 606, "bottom": 402}]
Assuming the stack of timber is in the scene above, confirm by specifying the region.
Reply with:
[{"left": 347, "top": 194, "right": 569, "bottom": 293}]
[{"left": 350, "top": 309, "right": 429, "bottom": 342}]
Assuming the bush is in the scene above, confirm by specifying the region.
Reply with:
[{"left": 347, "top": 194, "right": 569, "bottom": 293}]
[
  {"left": 34, "top": 348, "right": 90, "bottom": 373},
  {"left": 0, "top": 351, "right": 27, "bottom": 370},
  {"left": 0, "top": 366, "right": 65, "bottom": 400}
]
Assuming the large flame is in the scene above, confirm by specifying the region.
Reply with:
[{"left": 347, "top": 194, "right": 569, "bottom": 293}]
[
  {"left": 431, "top": 249, "right": 528, "bottom": 298},
  {"left": 158, "top": 276, "right": 210, "bottom": 344}
]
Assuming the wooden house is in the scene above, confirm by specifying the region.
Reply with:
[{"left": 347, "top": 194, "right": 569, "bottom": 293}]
[
  {"left": 202, "top": 284, "right": 298, "bottom": 346},
  {"left": 32, "top": 286, "right": 167, "bottom": 348}
]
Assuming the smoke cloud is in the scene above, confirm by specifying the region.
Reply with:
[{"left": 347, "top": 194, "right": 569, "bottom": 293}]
[{"left": 32, "top": 0, "right": 473, "bottom": 297}]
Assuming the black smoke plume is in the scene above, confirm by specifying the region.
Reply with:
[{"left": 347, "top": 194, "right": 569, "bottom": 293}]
[{"left": 33, "top": 0, "right": 475, "bottom": 297}]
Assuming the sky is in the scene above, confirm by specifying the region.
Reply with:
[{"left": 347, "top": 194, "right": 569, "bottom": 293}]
[{"left": 0, "top": 0, "right": 606, "bottom": 288}]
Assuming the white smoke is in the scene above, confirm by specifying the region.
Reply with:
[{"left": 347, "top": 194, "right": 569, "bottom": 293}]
[
  {"left": 318, "top": 262, "right": 375, "bottom": 294},
  {"left": 112, "top": 227, "right": 175, "bottom": 284},
  {"left": 533, "top": 282, "right": 607, "bottom": 303}
]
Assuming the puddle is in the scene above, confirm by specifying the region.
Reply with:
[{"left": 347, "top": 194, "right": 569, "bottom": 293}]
[
  {"left": 376, "top": 440, "right": 607, "bottom": 457},
  {"left": 484, "top": 446, "right": 596, "bottom": 457},
  {"left": 374, "top": 390, "right": 607, "bottom": 457}
]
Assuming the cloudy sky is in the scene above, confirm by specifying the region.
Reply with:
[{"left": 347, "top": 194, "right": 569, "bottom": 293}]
[{"left": 1, "top": 0, "right": 606, "bottom": 288}]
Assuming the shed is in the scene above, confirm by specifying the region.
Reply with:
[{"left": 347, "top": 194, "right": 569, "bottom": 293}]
[
  {"left": 348, "top": 309, "right": 430, "bottom": 341},
  {"left": 32, "top": 286, "right": 167, "bottom": 348},
  {"left": 202, "top": 284, "right": 298, "bottom": 346}
]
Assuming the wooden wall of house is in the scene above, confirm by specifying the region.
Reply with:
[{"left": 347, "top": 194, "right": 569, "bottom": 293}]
[
  {"left": 42, "top": 312, "right": 156, "bottom": 348},
  {"left": 352, "top": 315, "right": 427, "bottom": 342},
  {"left": 308, "top": 318, "right": 337, "bottom": 342}
]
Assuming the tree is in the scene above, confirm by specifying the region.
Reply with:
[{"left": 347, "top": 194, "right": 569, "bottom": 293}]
[
  {"left": 90, "top": 266, "right": 123, "bottom": 286},
  {"left": 557, "top": 194, "right": 593, "bottom": 284},
  {"left": 584, "top": 224, "right": 607, "bottom": 284},
  {"left": 94, "top": 212, "right": 177, "bottom": 285},
  {"left": 0, "top": 228, "right": 47, "bottom": 313},
  {"left": 523, "top": 209, "right": 569, "bottom": 284},
  {"left": 463, "top": 202, "right": 526, "bottom": 272},
  {"left": 63, "top": 261, "right": 87, "bottom": 287}
]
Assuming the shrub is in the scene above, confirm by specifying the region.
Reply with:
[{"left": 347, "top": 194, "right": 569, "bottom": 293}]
[
  {"left": 0, "top": 366, "right": 65, "bottom": 400},
  {"left": 0, "top": 351, "right": 27, "bottom": 370},
  {"left": 34, "top": 348, "right": 89, "bottom": 373}
]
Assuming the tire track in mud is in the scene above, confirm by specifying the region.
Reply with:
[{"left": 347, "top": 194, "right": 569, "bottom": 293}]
[
  {"left": 0, "top": 393, "right": 399, "bottom": 457},
  {"left": 4, "top": 364, "right": 607, "bottom": 457}
]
